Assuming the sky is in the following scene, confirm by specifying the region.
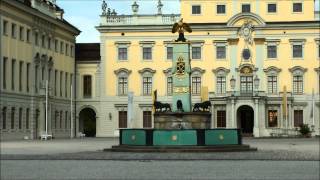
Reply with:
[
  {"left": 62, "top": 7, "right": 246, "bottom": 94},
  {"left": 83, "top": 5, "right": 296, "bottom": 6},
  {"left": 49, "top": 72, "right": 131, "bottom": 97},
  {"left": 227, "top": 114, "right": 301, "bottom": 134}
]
[{"left": 57, "top": 0, "right": 320, "bottom": 43}]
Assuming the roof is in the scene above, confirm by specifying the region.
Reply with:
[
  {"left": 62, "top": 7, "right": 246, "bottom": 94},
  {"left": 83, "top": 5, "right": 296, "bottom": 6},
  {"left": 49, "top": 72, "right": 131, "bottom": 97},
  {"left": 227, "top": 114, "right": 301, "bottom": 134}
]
[{"left": 75, "top": 43, "right": 100, "bottom": 62}]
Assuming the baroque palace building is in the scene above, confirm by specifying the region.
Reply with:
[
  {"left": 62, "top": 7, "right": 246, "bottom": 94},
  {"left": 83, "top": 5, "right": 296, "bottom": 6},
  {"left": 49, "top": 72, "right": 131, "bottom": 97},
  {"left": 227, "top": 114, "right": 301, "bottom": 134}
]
[
  {"left": 92, "top": 0, "right": 320, "bottom": 138},
  {"left": 0, "top": 0, "right": 80, "bottom": 140}
]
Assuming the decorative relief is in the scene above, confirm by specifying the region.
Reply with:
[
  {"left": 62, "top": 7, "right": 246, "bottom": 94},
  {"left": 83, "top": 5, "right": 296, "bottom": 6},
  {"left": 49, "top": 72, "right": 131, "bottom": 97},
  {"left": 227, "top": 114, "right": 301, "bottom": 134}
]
[
  {"left": 238, "top": 20, "right": 254, "bottom": 45},
  {"left": 173, "top": 87, "right": 189, "bottom": 94},
  {"left": 175, "top": 56, "right": 185, "bottom": 76},
  {"left": 240, "top": 66, "right": 253, "bottom": 74}
]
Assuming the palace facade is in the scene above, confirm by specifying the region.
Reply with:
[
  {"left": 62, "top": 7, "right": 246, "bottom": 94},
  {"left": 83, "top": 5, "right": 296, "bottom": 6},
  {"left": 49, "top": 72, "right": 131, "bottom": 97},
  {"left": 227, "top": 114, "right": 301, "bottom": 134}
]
[
  {"left": 92, "top": 0, "right": 320, "bottom": 138},
  {"left": 0, "top": 0, "right": 80, "bottom": 140}
]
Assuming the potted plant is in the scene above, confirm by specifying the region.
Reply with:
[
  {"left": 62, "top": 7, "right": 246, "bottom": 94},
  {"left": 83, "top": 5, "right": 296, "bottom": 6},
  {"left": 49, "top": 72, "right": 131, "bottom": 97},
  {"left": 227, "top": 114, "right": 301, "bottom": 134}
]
[{"left": 299, "top": 124, "right": 311, "bottom": 138}]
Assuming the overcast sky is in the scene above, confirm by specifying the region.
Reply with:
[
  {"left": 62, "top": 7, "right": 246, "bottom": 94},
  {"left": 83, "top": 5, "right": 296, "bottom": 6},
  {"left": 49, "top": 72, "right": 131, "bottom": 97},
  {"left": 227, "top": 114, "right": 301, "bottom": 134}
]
[{"left": 57, "top": 0, "right": 320, "bottom": 43}]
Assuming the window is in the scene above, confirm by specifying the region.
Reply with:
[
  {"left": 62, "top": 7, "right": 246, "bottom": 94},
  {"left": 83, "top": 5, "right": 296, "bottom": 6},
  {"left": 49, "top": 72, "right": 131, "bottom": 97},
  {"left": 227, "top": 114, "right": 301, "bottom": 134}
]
[
  {"left": 143, "top": 111, "right": 152, "bottom": 128},
  {"left": 118, "top": 111, "right": 127, "bottom": 128},
  {"left": 118, "top": 77, "right": 128, "bottom": 95},
  {"left": 70, "top": 45, "right": 74, "bottom": 57},
  {"left": 267, "top": 76, "right": 277, "bottom": 94},
  {"left": 268, "top": 3, "right": 277, "bottom": 13},
  {"left": 55, "top": 40, "right": 58, "bottom": 52},
  {"left": 118, "top": 47, "right": 127, "bottom": 60},
  {"left": 143, "top": 77, "right": 152, "bottom": 95},
  {"left": 216, "top": 46, "right": 226, "bottom": 59},
  {"left": 242, "top": 4, "right": 251, "bottom": 13},
  {"left": 216, "top": 76, "right": 226, "bottom": 94},
  {"left": 293, "top": 3, "right": 302, "bottom": 12},
  {"left": 60, "top": 111, "right": 63, "bottom": 128},
  {"left": 192, "top": 5, "right": 201, "bottom": 14},
  {"left": 26, "top": 29, "right": 30, "bottom": 42},
  {"left": 19, "top": 61, "right": 23, "bottom": 91},
  {"left": 60, "top": 41, "right": 64, "bottom": 54},
  {"left": 35, "top": 65, "right": 38, "bottom": 93},
  {"left": 143, "top": 47, "right": 152, "bottom": 60},
  {"left": 268, "top": 110, "right": 278, "bottom": 127},
  {"left": 65, "top": 111, "right": 68, "bottom": 129},
  {"left": 267, "top": 45, "right": 277, "bottom": 58},
  {"left": 60, "top": 71, "right": 63, "bottom": 97},
  {"left": 18, "top": 108, "right": 22, "bottom": 129},
  {"left": 217, "top": 110, "right": 226, "bottom": 128},
  {"left": 3, "top": 20, "right": 8, "bottom": 35},
  {"left": 19, "top": 26, "right": 24, "bottom": 41},
  {"left": 26, "top": 108, "right": 29, "bottom": 129},
  {"left": 167, "top": 47, "right": 173, "bottom": 60},
  {"left": 167, "top": 77, "right": 173, "bottom": 95},
  {"left": 54, "top": 111, "right": 58, "bottom": 129},
  {"left": 11, "top": 59, "right": 16, "bottom": 90},
  {"left": 2, "top": 107, "right": 7, "bottom": 129},
  {"left": 65, "top": 72, "right": 68, "bottom": 97},
  {"left": 192, "top": 76, "right": 201, "bottom": 95},
  {"left": 26, "top": 63, "right": 30, "bottom": 92},
  {"left": 54, "top": 70, "right": 57, "bottom": 96},
  {"left": 293, "top": 75, "right": 303, "bottom": 94},
  {"left": 293, "top": 45, "right": 302, "bottom": 58},
  {"left": 217, "top": 5, "right": 226, "bottom": 14},
  {"left": 294, "top": 110, "right": 303, "bottom": 127},
  {"left": 240, "top": 76, "right": 253, "bottom": 93},
  {"left": 48, "top": 38, "right": 51, "bottom": 49},
  {"left": 192, "top": 47, "right": 201, "bottom": 59},
  {"left": 34, "top": 32, "right": 39, "bottom": 46},
  {"left": 2, "top": 57, "right": 7, "bottom": 89},
  {"left": 66, "top": 44, "right": 69, "bottom": 56},
  {"left": 83, "top": 75, "right": 92, "bottom": 98},
  {"left": 11, "top": 107, "right": 15, "bottom": 129},
  {"left": 41, "top": 35, "right": 45, "bottom": 48},
  {"left": 11, "top": 23, "right": 16, "bottom": 38},
  {"left": 41, "top": 66, "right": 45, "bottom": 81}
]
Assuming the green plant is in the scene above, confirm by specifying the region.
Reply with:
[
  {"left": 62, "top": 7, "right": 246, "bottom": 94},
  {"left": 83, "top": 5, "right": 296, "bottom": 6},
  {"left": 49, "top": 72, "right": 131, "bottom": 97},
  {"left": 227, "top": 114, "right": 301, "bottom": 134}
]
[{"left": 299, "top": 124, "right": 311, "bottom": 136}]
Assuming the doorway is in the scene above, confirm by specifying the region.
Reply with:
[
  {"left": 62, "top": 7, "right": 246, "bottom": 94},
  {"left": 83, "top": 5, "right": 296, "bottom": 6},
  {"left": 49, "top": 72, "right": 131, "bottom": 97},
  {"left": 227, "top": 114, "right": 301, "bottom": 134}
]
[
  {"left": 237, "top": 105, "right": 254, "bottom": 136},
  {"left": 79, "top": 108, "right": 96, "bottom": 137}
]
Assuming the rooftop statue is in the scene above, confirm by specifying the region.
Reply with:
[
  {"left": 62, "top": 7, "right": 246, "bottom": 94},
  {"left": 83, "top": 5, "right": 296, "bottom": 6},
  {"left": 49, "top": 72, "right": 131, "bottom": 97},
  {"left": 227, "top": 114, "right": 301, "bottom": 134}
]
[{"left": 172, "top": 18, "right": 192, "bottom": 42}]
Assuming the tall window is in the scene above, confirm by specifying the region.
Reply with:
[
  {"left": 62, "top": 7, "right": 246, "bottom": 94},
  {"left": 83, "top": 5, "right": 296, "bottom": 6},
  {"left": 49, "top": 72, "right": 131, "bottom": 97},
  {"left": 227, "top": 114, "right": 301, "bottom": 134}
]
[
  {"left": 11, "top": 59, "right": 16, "bottom": 90},
  {"left": 294, "top": 110, "right": 303, "bottom": 127},
  {"left": 18, "top": 108, "right": 22, "bottom": 129},
  {"left": 267, "top": 45, "right": 277, "bottom": 59},
  {"left": 192, "top": 5, "right": 201, "bottom": 14},
  {"left": 60, "top": 41, "right": 64, "bottom": 54},
  {"left": 34, "top": 32, "right": 38, "bottom": 46},
  {"left": 60, "top": 111, "right": 63, "bottom": 129},
  {"left": 268, "top": 110, "right": 278, "bottom": 127},
  {"left": 118, "top": 47, "right": 127, "bottom": 60},
  {"left": 216, "top": 46, "right": 226, "bottom": 59},
  {"left": 167, "top": 47, "right": 173, "bottom": 60},
  {"left": 65, "top": 111, "right": 68, "bottom": 129},
  {"left": 41, "top": 66, "right": 45, "bottom": 81},
  {"left": 60, "top": 72, "right": 63, "bottom": 97},
  {"left": 293, "top": 75, "right": 303, "bottom": 94},
  {"left": 167, "top": 77, "right": 173, "bottom": 95},
  {"left": 11, "top": 107, "right": 15, "bottom": 129},
  {"left": 293, "top": 3, "right": 302, "bottom": 12},
  {"left": 35, "top": 65, "right": 38, "bottom": 93},
  {"left": 118, "top": 77, "right": 128, "bottom": 95},
  {"left": 268, "top": 3, "right": 277, "bottom": 13},
  {"left": 2, "top": 107, "right": 7, "bottom": 129},
  {"left": 293, "top": 45, "right": 302, "bottom": 58},
  {"left": 267, "top": 76, "right": 277, "bottom": 94},
  {"left": 26, "top": 108, "right": 29, "bottom": 129},
  {"left": 65, "top": 72, "right": 68, "bottom": 97},
  {"left": 70, "top": 46, "right": 74, "bottom": 57},
  {"left": 240, "top": 76, "right": 253, "bottom": 93},
  {"left": 54, "top": 70, "right": 57, "bottom": 96},
  {"left": 19, "top": 26, "right": 24, "bottom": 41},
  {"left": 54, "top": 111, "right": 58, "bottom": 129},
  {"left": 2, "top": 57, "right": 7, "bottom": 89},
  {"left": 66, "top": 44, "right": 69, "bottom": 56},
  {"left": 217, "top": 110, "right": 226, "bottom": 128},
  {"left": 11, "top": 23, "right": 16, "bottom": 38},
  {"left": 217, "top": 5, "right": 226, "bottom": 14},
  {"left": 242, "top": 4, "right": 251, "bottom": 13},
  {"left": 143, "top": 47, "right": 152, "bottom": 60},
  {"left": 216, "top": 76, "right": 226, "bottom": 94},
  {"left": 83, "top": 75, "right": 92, "bottom": 98},
  {"left": 192, "top": 47, "right": 201, "bottom": 59},
  {"left": 143, "top": 111, "right": 152, "bottom": 128},
  {"left": 118, "top": 111, "right": 127, "bottom": 128},
  {"left": 143, "top": 77, "right": 152, "bottom": 95},
  {"left": 26, "top": 29, "right": 30, "bottom": 42},
  {"left": 192, "top": 76, "right": 201, "bottom": 95},
  {"left": 55, "top": 39, "right": 58, "bottom": 52},
  {"left": 48, "top": 38, "right": 51, "bottom": 49},
  {"left": 3, "top": 20, "right": 8, "bottom": 35},
  {"left": 41, "top": 35, "right": 45, "bottom": 48},
  {"left": 19, "top": 61, "right": 23, "bottom": 91},
  {"left": 26, "top": 63, "right": 30, "bottom": 92}
]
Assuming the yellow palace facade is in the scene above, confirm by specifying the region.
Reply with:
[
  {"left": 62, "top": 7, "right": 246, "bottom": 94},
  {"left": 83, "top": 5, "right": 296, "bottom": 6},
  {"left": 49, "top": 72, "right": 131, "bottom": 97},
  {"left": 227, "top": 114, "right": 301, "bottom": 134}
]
[{"left": 90, "top": 0, "right": 320, "bottom": 138}]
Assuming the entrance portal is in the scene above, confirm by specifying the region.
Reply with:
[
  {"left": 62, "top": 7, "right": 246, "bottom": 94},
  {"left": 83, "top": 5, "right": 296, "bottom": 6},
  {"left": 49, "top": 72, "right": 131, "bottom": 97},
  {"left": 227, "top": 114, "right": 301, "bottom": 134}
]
[
  {"left": 79, "top": 108, "right": 96, "bottom": 137},
  {"left": 237, "top": 105, "right": 254, "bottom": 136}
]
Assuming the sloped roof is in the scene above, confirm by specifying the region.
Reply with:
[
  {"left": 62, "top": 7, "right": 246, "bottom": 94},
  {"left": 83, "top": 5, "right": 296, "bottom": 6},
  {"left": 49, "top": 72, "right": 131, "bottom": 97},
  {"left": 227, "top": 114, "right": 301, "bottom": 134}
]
[{"left": 75, "top": 43, "right": 100, "bottom": 62}]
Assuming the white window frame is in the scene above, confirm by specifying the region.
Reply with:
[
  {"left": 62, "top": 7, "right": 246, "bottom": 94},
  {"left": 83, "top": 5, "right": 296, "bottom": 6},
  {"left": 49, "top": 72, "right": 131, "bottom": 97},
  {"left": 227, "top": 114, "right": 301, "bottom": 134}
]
[
  {"left": 139, "top": 68, "right": 156, "bottom": 96},
  {"left": 191, "top": 41, "right": 204, "bottom": 61},
  {"left": 289, "top": 66, "right": 307, "bottom": 95},
  {"left": 267, "top": 2, "right": 277, "bottom": 14},
  {"left": 139, "top": 41, "right": 155, "bottom": 61},
  {"left": 292, "top": 1, "right": 303, "bottom": 13},
  {"left": 115, "top": 41, "right": 131, "bottom": 61},
  {"left": 265, "top": 39, "right": 280, "bottom": 60},
  {"left": 114, "top": 68, "right": 131, "bottom": 96},
  {"left": 289, "top": 39, "right": 305, "bottom": 60},
  {"left": 216, "top": 3, "right": 226, "bottom": 15},
  {"left": 241, "top": 3, "right": 251, "bottom": 13},
  {"left": 191, "top": 4, "right": 202, "bottom": 15},
  {"left": 213, "top": 40, "right": 227, "bottom": 60}
]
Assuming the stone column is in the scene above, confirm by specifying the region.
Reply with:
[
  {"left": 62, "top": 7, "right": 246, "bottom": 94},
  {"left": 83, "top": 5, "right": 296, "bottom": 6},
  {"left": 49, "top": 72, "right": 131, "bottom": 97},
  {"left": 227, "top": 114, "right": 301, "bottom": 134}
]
[
  {"left": 231, "top": 99, "right": 236, "bottom": 128},
  {"left": 254, "top": 98, "right": 260, "bottom": 137}
]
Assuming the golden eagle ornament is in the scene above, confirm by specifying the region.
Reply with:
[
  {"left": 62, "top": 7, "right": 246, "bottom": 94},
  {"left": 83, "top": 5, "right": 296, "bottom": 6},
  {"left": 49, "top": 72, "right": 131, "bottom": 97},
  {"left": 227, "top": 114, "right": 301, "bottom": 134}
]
[{"left": 172, "top": 18, "right": 192, "bottom": 42}]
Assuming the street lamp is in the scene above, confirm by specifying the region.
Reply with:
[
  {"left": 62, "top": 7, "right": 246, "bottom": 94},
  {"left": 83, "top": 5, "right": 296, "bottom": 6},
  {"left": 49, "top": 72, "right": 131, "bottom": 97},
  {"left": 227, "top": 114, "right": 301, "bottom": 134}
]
[
  {"left": 132, "top": 1, "right": 139, "bottom": 15},
  {"left": 230, "top": 76, "right": 236, "bottom": 95}
]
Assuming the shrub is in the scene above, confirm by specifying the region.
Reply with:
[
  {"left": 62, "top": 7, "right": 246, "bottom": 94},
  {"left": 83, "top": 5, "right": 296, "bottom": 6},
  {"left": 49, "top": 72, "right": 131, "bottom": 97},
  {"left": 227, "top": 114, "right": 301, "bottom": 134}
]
[{"left": 299, "top": 124, "right": 311, "bottom": 136}]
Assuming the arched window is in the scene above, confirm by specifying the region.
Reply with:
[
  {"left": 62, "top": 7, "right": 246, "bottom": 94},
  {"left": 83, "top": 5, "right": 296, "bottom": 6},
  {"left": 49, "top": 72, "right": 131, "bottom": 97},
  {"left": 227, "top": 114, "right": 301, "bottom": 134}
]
[
  {"left": 138, "top": 68, "right": 156, "bottom": 96},
  {"left": 213, "top": 67, "right": 230, "bottom": 94},
  {"left": 2, "top": 107, "right": 7, "bottom": 129},
  {"left": 289, "top": 66, "right": 307, "bottom": 94},
  {"left": 263, "top": 66, "right": 281, "bottom": 94},
  {"left": 191, "top": 67, "right": 205, "bottom": 95},
  {"left": 114, "top": 68, "right": 132, "bottom": 96},
  {"left": 163, "top": 68, "right": 172, "bottom": 95}
]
